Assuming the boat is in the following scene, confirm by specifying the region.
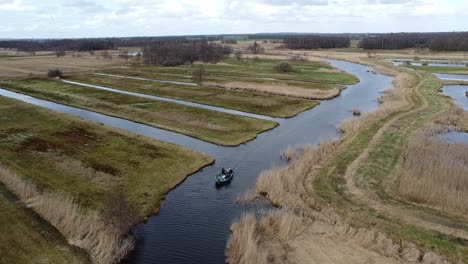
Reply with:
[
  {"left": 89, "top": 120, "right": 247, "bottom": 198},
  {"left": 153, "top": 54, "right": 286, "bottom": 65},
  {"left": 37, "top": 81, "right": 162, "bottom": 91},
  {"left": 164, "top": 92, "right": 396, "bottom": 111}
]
[{"left": 215, "top": 168, "right": 234, "bottom": 186}]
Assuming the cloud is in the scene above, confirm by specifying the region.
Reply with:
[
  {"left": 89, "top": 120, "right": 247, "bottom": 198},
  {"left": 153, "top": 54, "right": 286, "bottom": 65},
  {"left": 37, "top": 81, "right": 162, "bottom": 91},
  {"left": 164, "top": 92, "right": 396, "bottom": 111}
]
[
  {"left": 259, "top": 0, "right": 328, "bottom": 6},
  {"left": 0, "top": 0, "right": 34, "bottom": 11},
  {"left": 63, "top": 0, "right": 107, "bottom": 13}
]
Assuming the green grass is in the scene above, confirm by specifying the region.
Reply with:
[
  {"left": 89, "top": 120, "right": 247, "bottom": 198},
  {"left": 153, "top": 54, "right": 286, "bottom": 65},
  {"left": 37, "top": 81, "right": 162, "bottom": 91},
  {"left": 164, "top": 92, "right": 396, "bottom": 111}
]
[
  {"left": 313, "top": 69, "right": 468, "bottom": 262},
  {"left": 406, "top": 65, "right": 468, "bottom": 74},
  {"left": 68, "top": 74, "right": 319, "bottom": 118},
  {"left": 0, "top": 187, "right": 88, "bottom": 264},
  {"left": 102, "top": 58, "right": 358, "bottom": 87},
  {"left": 1, "top": 78, "right": 278, "bottom": 146},
  {"left": 0, "top": 96, "right": 213, "bottom": 214}
]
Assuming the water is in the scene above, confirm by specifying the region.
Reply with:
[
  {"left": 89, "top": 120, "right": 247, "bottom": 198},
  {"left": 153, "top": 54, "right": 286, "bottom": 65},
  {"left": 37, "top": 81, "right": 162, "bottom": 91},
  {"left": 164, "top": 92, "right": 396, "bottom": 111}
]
[
  {"left": 62, "top": 79, "right": 278, "bottom": 122},
  {"left": 441, "top": 131, "right": 468, "bottom": 144},
  {"left": 433, "top": 73, "right": 468, "bottom": 81},
  {"left": 442, "top": 85, "right": 468, "bottom": 110},
  {"left": 0, "top": 60, "right": 392, "bottom": 263},
  {"left": 124, "top": 60, "right": 392, "bottom": 264}
]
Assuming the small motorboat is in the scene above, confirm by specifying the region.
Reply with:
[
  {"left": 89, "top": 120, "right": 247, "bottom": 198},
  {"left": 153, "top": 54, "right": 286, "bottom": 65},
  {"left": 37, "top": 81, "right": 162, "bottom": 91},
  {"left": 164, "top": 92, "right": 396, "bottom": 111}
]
[{"left": 215, "top": 168, "right": 234, "bottom": 186}]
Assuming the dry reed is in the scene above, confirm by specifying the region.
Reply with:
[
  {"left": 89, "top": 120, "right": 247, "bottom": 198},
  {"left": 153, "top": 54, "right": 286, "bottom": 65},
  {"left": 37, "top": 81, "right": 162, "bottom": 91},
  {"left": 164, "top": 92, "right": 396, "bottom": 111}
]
[
  {"left": 0, "top": 164, "right": 134, "bottom": 264},
  {"left": 398, "top": 127, "right": 468, "bottom": 215},
  {"left": 206, "top": 81, "right": 341, "bottom": 100}
]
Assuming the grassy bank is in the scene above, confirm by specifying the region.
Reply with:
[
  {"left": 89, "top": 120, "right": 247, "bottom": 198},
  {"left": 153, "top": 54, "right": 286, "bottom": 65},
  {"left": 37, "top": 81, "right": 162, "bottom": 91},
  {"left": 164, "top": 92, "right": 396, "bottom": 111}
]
[
  {"left": 0, "top": 187, "right": 88, "bottom": 264},
  {"left": 228, "top": 56, "right": 468, "bottom": 263},
  {"left": 406, "top": 65, "right": 468, "bottom": 74},
  {"left": 1, "top": 78, "right": 278, "bottom": 146},
  {"left": 0, "top": 95, "right": 215, "bottom": 262},
  {"left": 0, "top": 95, "right": 213, "bottom": 214},
  {"left": 67, "top": 74, "right": 319, "bottom": 117}
]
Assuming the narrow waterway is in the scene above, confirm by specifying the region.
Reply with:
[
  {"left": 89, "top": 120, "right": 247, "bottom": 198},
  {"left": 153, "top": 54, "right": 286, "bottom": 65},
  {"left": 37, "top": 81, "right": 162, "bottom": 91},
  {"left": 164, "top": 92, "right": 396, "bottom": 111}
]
[
  {"left": 0, "top": 60, "right": 392, "bottom": 263},
  {"left": 434, "top": 73, "right": 468, "bottom": 81},
  {"left": 442, "top": 85, "right": 468, "bottom": 111},
  {"left": 124, "top": 60, "right": 392, "bottom": 264},
  {"left": 62, "top": 79, "right": 279, "bottom": 122}
]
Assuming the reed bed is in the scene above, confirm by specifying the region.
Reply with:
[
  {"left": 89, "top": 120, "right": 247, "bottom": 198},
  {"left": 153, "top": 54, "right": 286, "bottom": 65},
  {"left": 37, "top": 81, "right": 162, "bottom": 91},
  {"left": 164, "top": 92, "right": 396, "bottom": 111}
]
[
  {"left": 398, "top": 127, "right": 468, "bottom": 215},
  {"left": 207, "top": 81, "right": 341, "bottom": 100},
  {"left": 0, "top": 165, "right": 134, "bottom": 264}
]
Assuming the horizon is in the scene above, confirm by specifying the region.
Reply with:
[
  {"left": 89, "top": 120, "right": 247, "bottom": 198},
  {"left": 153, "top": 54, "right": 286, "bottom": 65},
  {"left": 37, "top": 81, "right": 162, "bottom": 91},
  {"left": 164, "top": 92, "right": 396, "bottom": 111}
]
[{"left": 1, "top": 0, "right": 467, "bottom": 39}]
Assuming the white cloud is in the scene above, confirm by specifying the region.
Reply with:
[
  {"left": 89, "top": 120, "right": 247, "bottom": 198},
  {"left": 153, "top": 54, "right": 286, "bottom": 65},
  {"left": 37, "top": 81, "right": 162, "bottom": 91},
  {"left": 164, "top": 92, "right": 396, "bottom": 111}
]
[{"left": 1, "top": 0, "right": 467, "bottom": 38}]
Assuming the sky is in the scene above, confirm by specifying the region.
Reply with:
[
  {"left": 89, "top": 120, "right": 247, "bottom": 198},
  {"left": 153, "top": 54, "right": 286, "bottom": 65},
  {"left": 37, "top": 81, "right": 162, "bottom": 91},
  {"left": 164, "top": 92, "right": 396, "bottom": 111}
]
[{"left": 1, "top": 0, "right": 467, "bottom": 39}]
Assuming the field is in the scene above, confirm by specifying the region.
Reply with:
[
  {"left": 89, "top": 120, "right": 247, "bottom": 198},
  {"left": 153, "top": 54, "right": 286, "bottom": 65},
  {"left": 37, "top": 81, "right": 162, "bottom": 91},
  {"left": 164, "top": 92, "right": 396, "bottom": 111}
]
[
  {"left": 0, "top": 187, "right": 87, "bottom": 264},
  {"left": 67, "top": 74, "right": 319, "bottom": 118},
  {"left": 94, "top": 58, "right": 358, "bottom": 100},
  {"left": 405, "top": 64, "right": 468, "bottom": 74},
  {"left": 0, "top": 96, "right": 214, "bottom": 263},
  {"left": 0, "top": 78, "right": 277, "bottom": 146}
]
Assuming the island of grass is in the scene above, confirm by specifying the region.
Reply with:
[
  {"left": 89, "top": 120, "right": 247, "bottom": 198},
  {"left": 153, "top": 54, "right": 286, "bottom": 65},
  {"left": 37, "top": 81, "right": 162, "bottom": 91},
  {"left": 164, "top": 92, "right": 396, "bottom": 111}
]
[
  {"left": 0, "top": 96, "right": 215, "bottom": 263},
  {"left": 1, "top": 78, "right": 278, "bottom": 146},
  {"left": 69, "top": 58, "right": 357, "bottom": 110},
  {"left": 67, "top": 73, "right": 320, "bottom": 118},
  {"left": 404, "top": 64, "right": 468, "bottom": 75}
]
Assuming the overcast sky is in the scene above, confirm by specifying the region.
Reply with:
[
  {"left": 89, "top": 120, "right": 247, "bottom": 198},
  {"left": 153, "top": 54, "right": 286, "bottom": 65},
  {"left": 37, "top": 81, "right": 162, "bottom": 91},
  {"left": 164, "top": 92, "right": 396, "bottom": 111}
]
[{"left": 1, "top": 0, "right": 467, "bottom": 39}]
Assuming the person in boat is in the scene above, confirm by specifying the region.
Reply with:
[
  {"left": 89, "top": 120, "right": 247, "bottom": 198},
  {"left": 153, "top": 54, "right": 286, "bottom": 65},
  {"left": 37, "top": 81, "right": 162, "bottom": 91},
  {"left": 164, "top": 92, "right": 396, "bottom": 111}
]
[{"left": 221, "top": 168, "right": 226, "bottom": 175}]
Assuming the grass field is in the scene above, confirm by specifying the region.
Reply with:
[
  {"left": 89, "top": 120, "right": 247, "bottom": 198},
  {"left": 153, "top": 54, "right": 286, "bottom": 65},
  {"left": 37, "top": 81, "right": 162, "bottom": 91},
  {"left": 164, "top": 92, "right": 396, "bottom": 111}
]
[
  {"left": 0, "top": 78, "right": 277, "bottom": 146},
  {"left": 0, "top": 187, "right": 88, "bottom": 264},
  {"left": 0, "top": 96, "right": 213, "bottom": 214},
  {"left": 67, "top": 74, "right": 319, "bottom": 117},
  {"left": 405, "top": 65, "right": 468, "bottom": 74},
  {"left": 0, "top": 53, "right": 123, "bottom": 78},
  {"left": 101, "top": 58, "right": 358, "bottom": 86}
]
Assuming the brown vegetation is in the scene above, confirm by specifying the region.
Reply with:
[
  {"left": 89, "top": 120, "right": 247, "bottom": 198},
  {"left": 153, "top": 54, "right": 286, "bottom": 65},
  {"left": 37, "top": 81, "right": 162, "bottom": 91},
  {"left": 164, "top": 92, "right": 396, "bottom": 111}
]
[
  {"left": 0, "top": 164, "right": 137, "bottom": 264},
  {"left": 398, "top": 127, "right": 468, "bottom": 216},
  {"left": 208, "top": 81, "right": 341, "bottom": 100}
]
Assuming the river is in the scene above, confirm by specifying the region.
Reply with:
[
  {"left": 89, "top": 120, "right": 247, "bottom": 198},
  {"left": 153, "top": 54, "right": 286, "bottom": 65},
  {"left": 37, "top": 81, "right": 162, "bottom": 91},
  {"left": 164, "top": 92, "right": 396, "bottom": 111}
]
[{"left": 0, "top": 60, "right": 392, "bottom": 263}]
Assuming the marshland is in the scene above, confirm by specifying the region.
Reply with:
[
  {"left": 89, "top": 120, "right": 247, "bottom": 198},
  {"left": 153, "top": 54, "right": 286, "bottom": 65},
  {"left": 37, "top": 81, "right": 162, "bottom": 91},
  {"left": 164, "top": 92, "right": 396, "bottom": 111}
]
[{"left": 2, "top": 6, "right": 468, "bottom": 264}]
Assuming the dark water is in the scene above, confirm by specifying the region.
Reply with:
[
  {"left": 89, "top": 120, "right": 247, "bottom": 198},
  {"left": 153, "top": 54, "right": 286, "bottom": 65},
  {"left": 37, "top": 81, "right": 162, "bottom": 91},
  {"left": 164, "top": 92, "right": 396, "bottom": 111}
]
[
  {"left": 442, "top": 85, "right": 468, "bottom": 111},
  {"left": 442, "top": 131, "right": 468, "bottom": 144},
  {"left": 124, "top": 60, "right": 392, "bottom": 264},
  {"left": 433, "top": 73, "right": 468, "bottom": 81},
  {"left": 0, "top": 60, "right": 392, "bottom": 264}
]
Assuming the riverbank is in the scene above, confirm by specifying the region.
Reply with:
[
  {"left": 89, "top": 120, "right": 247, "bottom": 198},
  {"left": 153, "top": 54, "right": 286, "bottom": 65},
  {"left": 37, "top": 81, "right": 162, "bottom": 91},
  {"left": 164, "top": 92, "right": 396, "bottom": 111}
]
[
  {"left": 0, "top": 78, "right": 278, "bottom": 146},
  {"left": 227, "top": 55, "right": 468, "bottom": 263},
  {"left": 0, "top": 96, "right": 214, "bottom": 263}
]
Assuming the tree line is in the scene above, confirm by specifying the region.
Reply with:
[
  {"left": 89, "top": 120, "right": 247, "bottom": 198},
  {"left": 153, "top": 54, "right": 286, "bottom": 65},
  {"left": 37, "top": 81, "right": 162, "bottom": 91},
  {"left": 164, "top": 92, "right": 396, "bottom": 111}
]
[
  {"left": 142, "top": 39, "right": 232, "bottom": 66},
  {"left": 359, "top": 32, "right": 468, "bottom": 51},
  {"left": 285, "top": 35, "right": 350, "bottom": 49}
]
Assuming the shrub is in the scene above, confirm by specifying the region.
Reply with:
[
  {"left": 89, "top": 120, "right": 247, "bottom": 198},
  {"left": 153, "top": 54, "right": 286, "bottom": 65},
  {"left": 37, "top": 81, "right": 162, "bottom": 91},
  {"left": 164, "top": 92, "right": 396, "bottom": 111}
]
[
  {"left": 47, "top": 69, "right": 63, "bottom": 78},
  {"left": 274, "top": 62, "right": 294, "bottom": 73},
  {"left": 421, "top": 62, "right": 428, "bottom": 66}
]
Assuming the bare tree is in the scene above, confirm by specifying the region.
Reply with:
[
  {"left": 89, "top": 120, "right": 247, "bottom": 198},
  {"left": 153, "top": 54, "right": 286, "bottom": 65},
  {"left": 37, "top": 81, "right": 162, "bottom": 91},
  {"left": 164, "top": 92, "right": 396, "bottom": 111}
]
[
  {"left": 118, "top": 50, "right": 129, "bottom": 61},
  {"left": 55, "top": 49, "right": 66, "bottom": 57},
  {"left": 192, "top": 65, "right": 206, "bottom": 85},
  {"left": 234, "top": 50, "right": 242, "bottom": 61},
  {"left": 249, "top": 41, "right": 263, "bottom": 54}
]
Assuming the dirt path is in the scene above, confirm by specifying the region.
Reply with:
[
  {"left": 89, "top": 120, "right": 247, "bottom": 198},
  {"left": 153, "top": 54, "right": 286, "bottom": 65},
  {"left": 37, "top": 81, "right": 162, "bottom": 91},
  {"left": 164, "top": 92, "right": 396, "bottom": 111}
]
[{"left": 344, "top": 69, "right": 468, "bottom": 241}]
